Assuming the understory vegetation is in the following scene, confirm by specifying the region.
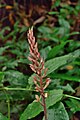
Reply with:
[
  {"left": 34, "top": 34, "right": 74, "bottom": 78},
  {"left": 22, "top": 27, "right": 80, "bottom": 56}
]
[{"left": 0, "top": 0, "right": 80, "bottom": 120}]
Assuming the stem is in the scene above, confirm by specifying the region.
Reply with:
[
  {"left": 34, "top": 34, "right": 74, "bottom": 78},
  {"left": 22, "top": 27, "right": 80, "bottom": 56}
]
[
  {"left": 42, "top": 95, "right": 48, "bottom": 120},
  {"left": 7, "top": 99, "right": 10, "bottom": 120},
  {"left": 4, "top": 90, "right": 10, "bottom": 120},
  {"left": 40, "top": 77, "right": 48, "bottom": 120},
  {"left": 0, "top": 87, "right": 35, "bottom": 91},
  {"left": 64, "top": 94, "right": 80, "bottom": 100}
]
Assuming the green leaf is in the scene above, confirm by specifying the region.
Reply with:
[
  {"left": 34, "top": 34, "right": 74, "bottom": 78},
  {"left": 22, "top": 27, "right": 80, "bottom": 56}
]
[
  {"left": 20, "top": 89, "right": 63, "bottom": 120},
  {"left": 48, "top": 11, "right": 59, "bottom": 15},
  {"left": 43, "top": 102, "right": 69, "bottom": 120},
  {"left": 69, "top": 31, "right": 79, "bottom": 36},
  {"left": 0, "top": 56, "right": 7, "bottom": 63},
  {"left": 47, "top": 41, "right": 72, "bottom": 59},
  {"left": 0, "top": 113, "right": 8, "bottom": 120},
  {"left": 4, "top": 60, "right": 18, "bottom": 69},
  {"left": 59, "top": 18, "right": 70, "bottom": 30},
  {"left": 52, "top": 0, "right": 60, "bottom": 8},
  {"left": 28, "top": 49, "right": 80, "bottom": 86},
  {"left": 40, "top": 46, "right": 51, "bottom": 60},
  {"left": 45, "top": 49, "right": 80, "bottom": 76},
  {"left": 65, "top": 99, "right": 80, "bottom": 113},
  {"left": 49, "top": 73, "right": 80, "bottom": 82},
  {"left": 0, "top": 46, "right": 9, "bottom": 55},
  {"left": 4, "top": 70, "right": 28, "bottom": 87},
  {"left": 20, "top": 26, "right": 28, "bottom": 33},
  {"left": 0, "top": 72, "right": 4, "bottom": 82},
  {"left": 0, "top": 26, "right": 10, "bottom": 39},
  {"left": 38, "top": 26, "right": 51, "bottom": 34},
  {"left": 58, "top": 18, "right": 70, "bottom": 36},
  {"left": 58, "top": 84, "right": 75, "bottom": 93}
]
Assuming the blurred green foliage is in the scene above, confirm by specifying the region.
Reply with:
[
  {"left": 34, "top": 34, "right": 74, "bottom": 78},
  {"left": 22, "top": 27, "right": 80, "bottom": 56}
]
[{"left": 0, "top": 0, "right": 80, "bottom": 120}]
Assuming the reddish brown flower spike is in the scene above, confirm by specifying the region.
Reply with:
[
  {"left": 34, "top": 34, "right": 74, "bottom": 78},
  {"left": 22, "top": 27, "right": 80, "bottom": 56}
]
[{"left": 27, "top": 27, "right": 51, "bottom": 120}]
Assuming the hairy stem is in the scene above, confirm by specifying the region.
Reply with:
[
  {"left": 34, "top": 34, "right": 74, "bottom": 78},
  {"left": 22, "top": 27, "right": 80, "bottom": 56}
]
[
  {"left": 39, "top": 76, "right": 48, "bottom": 120},
  {"left": 42, "top": 96, "right": 48, "bottom": 120}
]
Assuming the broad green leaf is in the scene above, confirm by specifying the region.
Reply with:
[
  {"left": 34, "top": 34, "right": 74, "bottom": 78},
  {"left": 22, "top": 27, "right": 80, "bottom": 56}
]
[
  {"left": 28, "top": 49, "right": 80, "bottom": 85},
  {"left": 58, "top": 18, "right": 70, "bottom": 36},
  {"left": 65, "top": 98, "right": 80, "bottom": 113},
  {"left": 59, "top": 18, "right": 70, "bottom": 30},
  {"left": 4, "top": 70, "right": 28, "bottom": 87},
  {"left": 40, "top": 46, "right": 51, "bottom": 60},
  {"left": 0, "top": 113, "right": 8, "bottom": 120},
  {"left": 49, "top": 73, "right": 80, "bottom": 82},
  {"left": 28, "top": 73, "right": 36, "bottom": 85},
  {"left": 0, "top": 90, "right": 31, "bottom": 101},
  {"left": 43, "top": 102, "right": 69, "bottom": 120},
  {"left": 4, "top": 60, "right": 18, "bottom": 69},
  {"left": 20, "top": 89, "right": 63, "bottom": 120},
  {"left": 45, "top": 49, "right": 80, "bottom": 75},
  {"left": 47, "top": 41, "right": 72, "bottom": 59},
  {"left": 0, "top": 101, "right": 8, "bottom": 114}
]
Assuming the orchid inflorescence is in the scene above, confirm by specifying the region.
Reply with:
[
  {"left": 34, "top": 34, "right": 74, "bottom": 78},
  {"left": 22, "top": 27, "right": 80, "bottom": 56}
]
[{"left": 27, "top": 27, "right": 51, "bottom": 120}]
